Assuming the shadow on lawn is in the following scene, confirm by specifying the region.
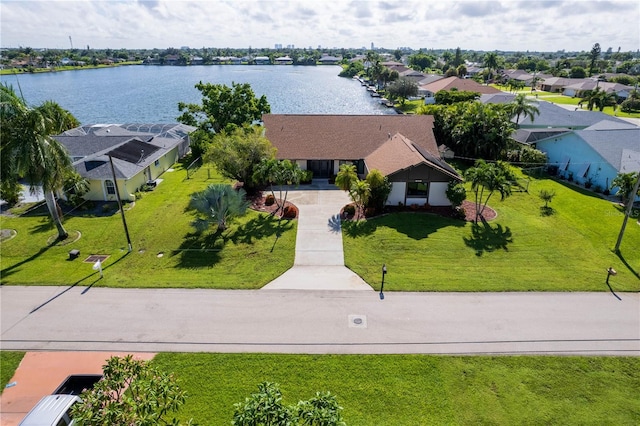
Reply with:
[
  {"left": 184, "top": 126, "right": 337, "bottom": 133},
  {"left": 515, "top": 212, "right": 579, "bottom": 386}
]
[
  {"left": 173, "top": 215, "right": 292, "bottom": 268},
  {"left": 463, "top": 219, "right": 513, "bottom": 257},
  {"left": 616, "top": 250, "right": 640, "bottom": 282},
  {"left": 343, "top": 212, "right": 465, "bottom": 240}
]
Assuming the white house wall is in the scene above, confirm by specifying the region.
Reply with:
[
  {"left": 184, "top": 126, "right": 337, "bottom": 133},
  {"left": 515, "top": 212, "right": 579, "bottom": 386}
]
[
  {"left": 428, "top": 182, "right": 451, "bottom": 206},
  {"left": 388, "top": 182, "right": 406, "bottom": 205}
]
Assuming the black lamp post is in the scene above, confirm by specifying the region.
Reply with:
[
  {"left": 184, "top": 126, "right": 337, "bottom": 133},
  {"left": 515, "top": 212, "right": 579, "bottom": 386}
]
[
  {"left": 380, "top": 264, "right": 387, "bottom": 297},
  {"left": 606, "top": 267, "right": 617, "bottom": 285}
]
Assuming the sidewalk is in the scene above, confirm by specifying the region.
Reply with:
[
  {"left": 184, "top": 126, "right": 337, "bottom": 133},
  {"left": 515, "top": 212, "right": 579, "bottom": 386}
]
[{"left": 262, "top": 181, "right": 373, "bottom": 290}]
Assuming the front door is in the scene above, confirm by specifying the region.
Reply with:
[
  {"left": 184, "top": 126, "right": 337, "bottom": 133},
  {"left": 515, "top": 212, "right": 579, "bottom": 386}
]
[{"left": 307, "top": 160, "right": 333, "bottom": 178}]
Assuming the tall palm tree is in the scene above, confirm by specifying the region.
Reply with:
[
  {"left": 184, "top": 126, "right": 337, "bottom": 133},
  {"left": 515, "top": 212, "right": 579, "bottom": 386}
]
[
  {"left": 0, "top": 84, "right": 79, "bottom": 239},
  {"left": 511, "top": 94, "right": 540, "bottom": 128},
  {"left": 483, "top": 52, "right": 499, "bottom": 82}
]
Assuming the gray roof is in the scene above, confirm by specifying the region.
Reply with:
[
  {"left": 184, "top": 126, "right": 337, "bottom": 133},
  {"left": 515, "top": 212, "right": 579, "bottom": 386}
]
[
  {"left": 513, "top": 128, "right": 571, "bottom": 144},
  {"left": 479, "top": 93, "right": 516, "bottom": 104},
  {"left": 515, "top": 101, "right": 630, "bottom": 129},
  {"left": 55, "top": 123, "right": 195, "bottom": 180},
  {"left": 576, "top": 128, "right": 640, "bottom": 172},
  {"left": 583, "top": 120, "right": 639, "bottom": 131}
]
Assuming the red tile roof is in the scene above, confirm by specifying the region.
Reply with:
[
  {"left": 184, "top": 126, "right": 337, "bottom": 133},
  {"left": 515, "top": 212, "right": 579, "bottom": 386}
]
[{"left": 263, "top": 114, "right": 439, "bottom": 160}]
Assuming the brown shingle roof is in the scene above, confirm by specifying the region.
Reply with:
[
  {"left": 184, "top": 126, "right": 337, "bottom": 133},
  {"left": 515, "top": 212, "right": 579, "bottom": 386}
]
[
  {"left": 420, "top": 76, "right": 501, "bottom": 94},
  {"left": 263, "top": 114, "right": 438, "bottom": 160},
  {"left": 365, "top": 133, "right": 461, "bottom": 180}
]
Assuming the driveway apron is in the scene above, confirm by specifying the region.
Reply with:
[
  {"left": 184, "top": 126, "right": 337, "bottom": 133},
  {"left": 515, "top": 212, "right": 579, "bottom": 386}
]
[{"left": 262, "top": 182, "right": 373, "bottom": 290}]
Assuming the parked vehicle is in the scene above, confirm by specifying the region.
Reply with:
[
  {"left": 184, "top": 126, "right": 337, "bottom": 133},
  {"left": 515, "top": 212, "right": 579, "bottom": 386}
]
[{"left": 19, "top": 374, "right": 102, "bottom": 426}]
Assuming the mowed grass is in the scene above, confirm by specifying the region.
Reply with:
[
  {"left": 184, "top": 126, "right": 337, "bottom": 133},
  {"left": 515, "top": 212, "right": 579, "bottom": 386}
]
[
  {"left": 0, "top": 351, "right": 25, "bottom": 394},
  {"left": 0, "top": 163, "right": 296, "bottom": 288},
  {"left": 343, "top": 175, "right": 640, "bottom": 291},
  {"left": 153, "top": 353, "right": 640, "bottom": 425}
]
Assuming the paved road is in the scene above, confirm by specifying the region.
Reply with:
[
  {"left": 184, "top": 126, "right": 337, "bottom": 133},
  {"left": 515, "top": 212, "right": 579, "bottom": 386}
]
[{"left": 1, "top": 286, "right": 638, "bottom": 355}]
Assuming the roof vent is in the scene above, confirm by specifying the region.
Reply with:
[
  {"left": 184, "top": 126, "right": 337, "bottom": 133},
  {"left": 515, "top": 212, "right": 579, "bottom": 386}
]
[{"left": 388, "top": 132, "right": 391, "bottom": 139}]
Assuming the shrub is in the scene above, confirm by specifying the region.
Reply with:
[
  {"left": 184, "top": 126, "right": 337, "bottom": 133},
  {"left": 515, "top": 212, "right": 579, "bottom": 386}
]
[
  {"left": 265, "top": 194, "right": 275, "bottom": 206},
  {"left": 453, "top": 206, "right": 466, "bottom": 220},
  {"left": 283, "top": 205, "right": 298, "bottom": 219},
  {"left": 445, "top": 181, "right": 467, "bottom": 209},
  {"left": 300, "top": 170, "right": 313, "bottom": 184},
  {"left": 364, "top": 207, "right": 376, "bottom": 217}
]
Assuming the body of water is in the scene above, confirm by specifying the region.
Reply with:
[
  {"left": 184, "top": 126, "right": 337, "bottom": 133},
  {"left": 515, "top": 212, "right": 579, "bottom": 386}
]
[{"left": 1, "top": 65, "right": 394, "bottom": 124}]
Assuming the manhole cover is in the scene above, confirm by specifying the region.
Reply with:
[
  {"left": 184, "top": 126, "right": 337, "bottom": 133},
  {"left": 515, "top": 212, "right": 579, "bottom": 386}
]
[
  {"left": 84, "top": 255, "right": 109, "bottom": 263},
  {"left": 348, "top": 315, "right": 367, "bottom": 328}
]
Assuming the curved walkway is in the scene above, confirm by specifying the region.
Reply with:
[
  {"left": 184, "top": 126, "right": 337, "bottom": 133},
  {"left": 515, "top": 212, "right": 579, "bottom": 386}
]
[{"left": 262, "top": 181, "right": 373, "bottom": 291}]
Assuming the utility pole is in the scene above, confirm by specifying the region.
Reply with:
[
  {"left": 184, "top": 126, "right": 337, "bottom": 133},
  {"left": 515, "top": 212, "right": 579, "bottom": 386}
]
[
  {"left": 108, "top": 154, "right": 133, "bottom": 252},
  {"left": 614, "top": 173, "right": 640, "bottom": 253}
]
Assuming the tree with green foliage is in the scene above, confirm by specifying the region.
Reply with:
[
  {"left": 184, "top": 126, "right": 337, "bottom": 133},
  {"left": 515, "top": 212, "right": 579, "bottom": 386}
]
[
  {"left": 177, "top": 81, "right": 270, "bottom": 134},
  {"left": 588, "top": 43, "right": 601, "bottom": 76},
  {"left": 446, "top": 181, "right": 467, "bottom": 209},
  {"left": 435, "top": 89, "right": 480, "bottom": 105},
  {"left": 204, "top": 126, "right": 276, "bottom": 192},
  {"left": 464, "top": 160, "right": 514, "bottom": 222},
  {"left": 570, "top": 66, "right": 587, "bottom": 78},
  {"left": 365, "top": 169, "right": 392, "bottom": 214},
  {"left": 510, "top": 93, "right": 540, "bottom": 127},
  {"left": 580, "top": 87, "right": 617, "bottom": 111},
  {"left": 338, "top": 60, "right": 364, "bottom": 78},
  {"left": 254, "top": 158, "right": 305, "bottom": 215},
  {"left": 483, "top": 52, "right": 499, "bottom": 82},
  {"left": 421, "top": 102, "right": 514, "bottom": 160},
  {"left": 611, "top": 172, "right": 639, "bottom": 203},
  {"left": 539, "top": 189, "right": 556, "bottom": 208},
  {"left": 334, "top": 163, "right": 358, "bottom": 192},
  {"left": 408, "top": 53, "right": 435, "bottom": 71},
  {"left": 386, "top": 77, "right": 418, "bottom": 105},
  {"left": 71, "top": 355, "right": 189, "bottom": 426},
  {"left": 0, "top": 83, "right": 79, "bottom": 239},
  {"left": 190, "top": 183, "right": 250, "bottom": 231},
  {"left": 232, "top": 382, "right": 345, "bottom": 426}
]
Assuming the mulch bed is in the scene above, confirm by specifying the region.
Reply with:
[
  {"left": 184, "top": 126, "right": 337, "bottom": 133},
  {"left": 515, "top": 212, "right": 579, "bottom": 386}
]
[
  {"left": 249, "top": 193, "right": 297, "bottom": 219},
  {"left": 340, "top": 200, "right": 496, "bottom": 222}
]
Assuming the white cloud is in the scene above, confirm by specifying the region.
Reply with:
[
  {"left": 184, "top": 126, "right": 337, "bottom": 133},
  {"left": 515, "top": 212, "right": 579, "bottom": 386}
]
[{"left": 0, "top": 0, "right": 638, "bottom": 52}]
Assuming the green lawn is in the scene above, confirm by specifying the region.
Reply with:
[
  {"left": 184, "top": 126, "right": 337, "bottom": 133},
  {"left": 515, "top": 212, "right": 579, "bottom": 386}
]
[
  {"left": 0, "top": 351, "right": 25, "bottom": 394},
  {"left": 343, "top": 174, "right": 640, "bottom": 292},
  {"left": 153, "top": 353, "right": 640, "bottom": 425},
  {"left": 0, "top": 163, "right": 296, "bottom": 288}
]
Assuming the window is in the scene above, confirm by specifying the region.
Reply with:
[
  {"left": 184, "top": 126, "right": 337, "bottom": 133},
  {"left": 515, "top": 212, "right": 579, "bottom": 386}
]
[
  {"left": 407, "top": 182, "right": 429, "bottom": 197},
  {"left": 154, "top": 159, "right": 160, "bottom": 166},
  {"left": 105, "top": 180, "right": 115, "bottom": 195}
]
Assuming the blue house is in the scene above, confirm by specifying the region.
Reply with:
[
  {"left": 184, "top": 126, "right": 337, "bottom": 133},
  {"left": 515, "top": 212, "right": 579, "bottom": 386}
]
[{"left": 534, "top": 121, "right": 640, "bottom": 199}]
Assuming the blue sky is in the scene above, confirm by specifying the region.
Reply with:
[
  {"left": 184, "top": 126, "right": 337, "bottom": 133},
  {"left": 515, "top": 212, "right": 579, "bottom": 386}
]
[{"left": 1, "top": 0, "right": 639, "bottom": 52}]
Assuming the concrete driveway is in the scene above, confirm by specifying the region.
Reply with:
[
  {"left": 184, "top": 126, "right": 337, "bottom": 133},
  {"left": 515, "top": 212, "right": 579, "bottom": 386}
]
[{"left": 262, "top": 182, "right": 373, "bottom": 290}]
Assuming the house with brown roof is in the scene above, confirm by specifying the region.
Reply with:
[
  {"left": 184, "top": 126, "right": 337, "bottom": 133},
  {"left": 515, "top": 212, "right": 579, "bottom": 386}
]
[
  {"left": 420, "top": 76, "right": 501, "bottom": 104},
  {"left": 262, "top": 114, "right": 462, "bottom": 206}
]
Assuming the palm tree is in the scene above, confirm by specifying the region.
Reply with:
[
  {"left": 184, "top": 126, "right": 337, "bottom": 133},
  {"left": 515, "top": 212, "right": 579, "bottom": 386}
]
[
  {"left": 580, "top": 87, "right": 615, "bottom": 111},
  {"left": 483, "top": 52, "right": 499, "bottom": 82},
  {"left": 334, "top": 164, "right": 358, "bottom": 192},
  {"left": 464, "top": 160, "right": 513, "bottom": 222},
  {"left": 511, "top": 94, "right": 540, "bottom": 128},
  {"left": 0, "top": 84, "right": 79, "bottom": 239},
  {"left": 189, "top": 183, "right": 250, "bottom": 232},
  {"left": 349, "top": 180, "right": 371, "bottom": 217}
]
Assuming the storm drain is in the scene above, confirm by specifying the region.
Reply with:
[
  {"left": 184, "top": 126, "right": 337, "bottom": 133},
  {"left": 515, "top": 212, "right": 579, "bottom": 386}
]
[
  {"left": 348, "top": 314, "right": 367, "bottom": 328},
  {"left": 83, "top": 255, "right": 109, "bottom": 263}
]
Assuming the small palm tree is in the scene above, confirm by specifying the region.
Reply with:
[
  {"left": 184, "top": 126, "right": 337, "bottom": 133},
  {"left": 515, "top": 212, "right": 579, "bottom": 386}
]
[
  {"left": 511, "top": 93, "right": 540, "bottom": 128},
  {"left": 335, "top": 164, "right": 358, "bottom": 192},
  {"left": 539, "top": 189, "right": 556, "bottom": 208},
  {"left": 189, "top": 184, "right": 250, "bottom": 232},
  {"left": 349, "top": 180, "right": 371, "bottom": 217}
]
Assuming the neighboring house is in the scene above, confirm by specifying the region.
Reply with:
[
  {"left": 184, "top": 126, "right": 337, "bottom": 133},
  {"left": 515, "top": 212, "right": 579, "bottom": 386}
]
[
  {"left": 274, "top": 56, "right": 293, "bottom": 65},
  {"left": 254, "top": 56, "right": 271, "bottom": 65},
  {"left": 538, "top": 77, "right": 585, "bottom": 93},
  {"left": 420, "top": 76, "right": 501, "bottom": 104},
  {"left": 262, "top": 114, "right": 462, "bottom": 206},
  {"left": 513, "top": 101, "right": 631, "bottom": 129},
  {"left": 534, "top": 122, "right": 640, "bottom": 197},
  {"left": 318, "top": 55, "right": 341, "bottom": 65},
  {"left": 54, "top": 123, "right": 195, "bottom": 202},
  {"left": 562, "top": 81, "right": 633, "bottom": 99}
]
